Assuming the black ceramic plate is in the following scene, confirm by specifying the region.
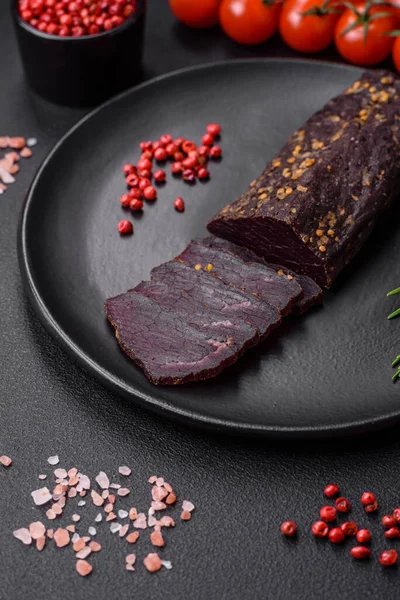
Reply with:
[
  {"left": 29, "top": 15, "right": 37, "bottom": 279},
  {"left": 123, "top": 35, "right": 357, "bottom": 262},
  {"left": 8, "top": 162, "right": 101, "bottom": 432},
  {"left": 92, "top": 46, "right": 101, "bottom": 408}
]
[{"left": 19, "top": 59, "right": 400, "bottom": 439}]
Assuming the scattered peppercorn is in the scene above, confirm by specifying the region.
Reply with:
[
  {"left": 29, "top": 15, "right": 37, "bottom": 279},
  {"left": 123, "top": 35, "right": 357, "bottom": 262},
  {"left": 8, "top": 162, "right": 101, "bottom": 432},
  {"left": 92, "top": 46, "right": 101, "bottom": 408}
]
[
  {"left": 118, "top": 220, "right": 133, "bottom": 235},
  {"left": 361, "top": 492, "right": 376, "bottom": 506},
  {"left": 174, "top": 197, "right": 185, "bottom": 212},
  {"left": 335, "top": 497, "right": 351, "bottom": 513},
  {"left": 280, "top": 521, "right": 297, "bottom": 537},
  {"left": 324, "top": 484, "right": 339, "bottom": 498},
  {"left": 120, "top": 194, "right": 131, "bottom": 208},
  {"left": 356, "top": 529, "right": 371, "bottom": 544},
  {"left": 382, "top": 515, "right": 397, "bottom": 529},
  {"left": 350, "top": 546, "right": 372, "bottom": 560},
  {"left": 379, "top": 549, "right": 398, "bottom": 566},
  {"left": 320, "top": 506, "right": 337, "bottom": 522},
  {"left": 143, "top": 186, "right": 157, "bottom": 201},
  {"left": 328, "top": 528, "right": 345, "bottom": 544},
  {"left": 364, "top": 501, "right": 378, "bottom": 513},
  {"left": 340, "top": 521, "right": 358, "bottom": 537},
  {"left": 210, "top": 145, "right": 222, "bottom": 159},
  {"left": 129, "top": 199, "right": 143, "bottom": 212},
  {"left": 206, "top": 123, "right": 221, "bottom": 137},
  {"left": 153, "top": 170, "right": 166, "bottom": 183},
  {"left": 385, "top": 527, "right": 400, "bottom": 539},
  {"left": 311, "top": 521, "right": 329, "bottom": 537}
]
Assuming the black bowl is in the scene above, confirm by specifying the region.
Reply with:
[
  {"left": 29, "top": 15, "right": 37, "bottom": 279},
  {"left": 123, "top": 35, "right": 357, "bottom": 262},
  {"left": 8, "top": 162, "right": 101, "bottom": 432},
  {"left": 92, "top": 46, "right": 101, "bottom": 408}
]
[{"left": 11, "top": 0, "right": 146, "bottom": 107}]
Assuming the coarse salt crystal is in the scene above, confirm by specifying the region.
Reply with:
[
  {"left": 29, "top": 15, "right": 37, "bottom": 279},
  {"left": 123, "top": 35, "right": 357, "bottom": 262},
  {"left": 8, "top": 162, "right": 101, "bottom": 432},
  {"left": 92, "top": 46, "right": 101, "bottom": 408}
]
[
  {"left": 148, "top": 476, "right": 157, "bottom": 484},
  {"left": 125, "top": 564, "right": 135, "bottom": 571},
  {"left": 126, "top": 553, "right": 136, "bottom": 565},
  {"left": 110, "top": 522, "right": 122, "bottom": 534},
  {"left": 76, "top": 560, "right": 92, "bottom": 577},
  {"left": 76, "top": 547, "right": 92, "bottom": 559},
  {"left": 72, "top": 533, "right": 80, "bottom": 543},
  {"left": 118, "top": 510, "right": 128, "bottom": 519},
  {"left": 161, "top": 560, "right": 172, "bottom": 570},
  {"left": 38, "top": 474, "right": 47, "bottom": 480},
  {"left": 91, "top": 490, "right": 104, "bottom": 506},
  {"left": 72, "top": 514, "right": 81, "bottom": 522},
  {"left": 109, "top": 483, "right": 121, "bottom": 489},
  {"left": 78, "top": 500, "right": 86, "bottom": 507},
  {"left": 31, "top": 487, "right": 52, "bottom": 506},
  {"left": 54, "top": 468, "right": 67, "bottom": 479},
  {"left": 182, "top": 500, "right": 195, "bottom": 512},
  {"left": 88, "top": 527, "right": 96, "bottom": 536},
  {"left": 47, "top": 455, "right": 59, "bottom": 466},
  {"left": 119, "top": 466, "right": 131, "bottom": 476},
  {"left": 29, "top": 521, "right": 45, "bottom": 540},
  {"left": 119, "top": 524, "right": 129, "bottom": 538},
  {"left": 95, "top": 471, "right": 109, "bottom": 490},
  {"left": 27, "top": 138, "right": 37, "bottom": 147},
  {"left": 0, "top": 455, "right": 12, "bottom": 467},
  {"left": 95, "top": 513, "right": 102, "bottom": 523},
  {"left": 117, "top": 488, "right": 130, "bottom": 497},
  {"left": 133, "top": 513, "right": 147, "bottom": 529},
  {"left": 13, "top": 528, "right": 32, "bottom": 545},
  {"left": 148, "top": 516, "right": 157, "bottom": 527}
]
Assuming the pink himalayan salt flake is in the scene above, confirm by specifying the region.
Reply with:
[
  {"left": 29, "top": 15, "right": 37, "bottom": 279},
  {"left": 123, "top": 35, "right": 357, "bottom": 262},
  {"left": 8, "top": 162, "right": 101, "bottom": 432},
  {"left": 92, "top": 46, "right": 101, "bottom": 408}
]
[
  {"left": 76, "top": 547, "right": 92, "bottom": 559},
  {"left": 133, "top": 513, "right": 147, "bottom": 529},
  {"left": 0, "top": 456, "right": 12, "bottom": 467},
  {"left": 148, "top": 516, "right": 157, "bottom": 527},
  {"left": 68, "top": 467, "right": 78, "bottom": 478},
  {"left": 46, "top": 529, "right": 54, "bottom": 539},
  {"left": 54, "top": 468, "right": 67, "bottom": 479},
  {"left": 0, "top": 169, "right": 15, "bottom": 184},
  {"left": 106, "top": 512, "right": 116, "bottom": 521},
  {"left": 109, "top": 483, "right": 121, "bottom": 489},
  {"left": 46, "top": 509, "right": 57, "bottom": 520},
  {"left": 159, "top": 516, "right": 175, "bottom": 528},
  {"left": 57, "top": 495, "right": 66, "bottom": 508},
  {"left": 150, "top": 530, "right": 165, "bottom": 547},
  {"left": 104, "top": 503, "right": 113, "bottom": 513},
  {"left": 117, "top": 488, "right": 130, "bottom": 497},
  {"left": 101, "top": 490, "right": 109, "bottom": 500},
  {"left": 38, "top": 474, "right": 47, "bottom": 480},
  {"left": 47, "top": 455, "right": 59, "bottom": 466},
  {"left": 77, "top": 474, "right": 90, "bottom": 491},
  {"left": 118, "top": 510, "right": 129, "bottom": 519},
  {"left": 52, "top": 504, "right": 63, "bottom": 516},
  {"left": 182, "top": 500, "right": 195, "bottom": 512},
  {"left": 129, "top": 508, "right": 138, "bottom": 521},
  {"left": 82, "top": 536, "right": 91, "bottom": 543},
  {"left": 54, "top": 528, "right": 70, "bottom": 548},
  {"left": 119, "top": 466, "right": 131, "bottom": 476},
  {"left": 151, "top": 501, "right": 167, "bottom": 511},
  {"left": 0, "top": 137, "right": 9, "bottom": 148},
  {"left": 13, "top": 528, "right": 32, "bottom": 545},
  {"left": 72, "top": 533, "right": 80, "bottom": 544},
  {"left": 36, "top": 536, "right": 46, "bottom": 552},
  {"left": 166, "top": 492, "right": 177, "bottom": 505},
  {"left": 181, "top": 510, "right": 191, "bottom": 521},
  {"left": 68, "top": 488, "right": 77, "bottom": 498},
  {"left": 126, "top": 553, "right": 136, "bottom": 565},
  {"left": 155, "top": 478, "right": 165, "bottom": 487},
  {"left": 29, "top": 521, "right": 45, "bottom": 540},
  {"left": 144, "top": 553, "right": 162, "bottom": 573},
  {"left": 73, "top": 538, "right": 85, "bottom": 552},
  {"left": 9, "top": 137, "right": 26, "bottom": 149},
  {"left": 79, "top": 491, "right": 87, "bottom": 497},
  {"left": 72, "top": 514, "right": 81, "bottom": 523},
  {"left": 31, "top": 487, "right": 52, "bottom": 506},
  {"left": 91, "top": 490, "right": 104, "bottom": 507},
  {"left": 8, "top": 164, "right": 18, "bottom": 175},
  {"left": 126, "top": 531, "right": 139, "bottom": 544},
  {"left": 76, "top": 560, "right": 92, "bottom": 577},
  {"left": 125, "top": 564, "right": 135, "bottom": 572},
  {"left": 148, "top": 507, "right": 155, "bottom": 516},
  {"left": 119, "top": 524, "right": 129, "bottom": 538},
  {"left": 66, "top": 525, "right": 75, "bottom": 533},
  {"left": 5, "top": 152, "right": 20, "bottom": 163},
  {"left": 152, "top": 486, "right": 168, "bottom": 502},
  {"left": 110, "top": 522, "right": 121, "bottom": 534},
  {"left": 148, "top": 476, "right": 157, "bottom": 484},
  {"left": 89, "top": 541, "right": 102, "bottom": 552},
  {"left": 95, "top": 471, "right": 109, "bottom": 490},
  {"left": 161, "top": 560, "right": 172, "bottom": 570},
  {"left": 69, "top": 475, "right": 79, "bottom": 486},
  {"left": 108, "top": 494, "right": 116, "bottom": 504},
  {"left": 164, "top": 483, "right": 173, "bottom": 493},
  {"left": 20, "top": 147, "right": 32, "bottom": 158}
]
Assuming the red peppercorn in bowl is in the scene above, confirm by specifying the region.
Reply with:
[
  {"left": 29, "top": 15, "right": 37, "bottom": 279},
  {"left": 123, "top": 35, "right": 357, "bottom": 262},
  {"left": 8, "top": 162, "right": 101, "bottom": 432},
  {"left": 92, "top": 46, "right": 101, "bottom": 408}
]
[{"left": 11, "top": 0, "right": 146, "bottom": 106}]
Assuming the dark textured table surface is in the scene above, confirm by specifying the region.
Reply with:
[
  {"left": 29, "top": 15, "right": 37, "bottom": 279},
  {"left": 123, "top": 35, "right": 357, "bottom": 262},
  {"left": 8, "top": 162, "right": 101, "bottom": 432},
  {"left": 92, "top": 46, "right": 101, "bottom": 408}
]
[{"left": 2, "top": 3, "right": 400, "bottom": 599}]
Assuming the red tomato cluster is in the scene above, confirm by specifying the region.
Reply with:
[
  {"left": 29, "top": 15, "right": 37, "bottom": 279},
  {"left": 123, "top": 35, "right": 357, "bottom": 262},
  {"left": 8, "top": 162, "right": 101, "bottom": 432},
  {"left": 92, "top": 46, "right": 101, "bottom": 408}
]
[
  {"left": 169, "top": 0, "right": 400, "bottom": 71},
  {"left": 18, "top": 0, "right": 137, "bottom": 37}
]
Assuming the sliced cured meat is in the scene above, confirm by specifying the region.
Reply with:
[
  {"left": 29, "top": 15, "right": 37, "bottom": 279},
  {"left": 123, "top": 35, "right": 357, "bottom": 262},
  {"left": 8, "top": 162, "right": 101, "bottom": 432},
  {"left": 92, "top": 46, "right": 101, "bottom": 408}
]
[
  {"left": 207, "top": 70, "right": 400, "bottom": 287},
  {"left": 134, "top": 280, "right": 259, "bottom": 354},
  {"left": 149, "top": 260, "right": 281, "bottom": 340},
  {"left": 105, "top": 291, "right": 249, "bottom": 385},
  {"left": 176, "top": 240, "right": 302, "bottom": 316},
  {"left": 201, "top": 236, "right": 323, "bottom": 314}
]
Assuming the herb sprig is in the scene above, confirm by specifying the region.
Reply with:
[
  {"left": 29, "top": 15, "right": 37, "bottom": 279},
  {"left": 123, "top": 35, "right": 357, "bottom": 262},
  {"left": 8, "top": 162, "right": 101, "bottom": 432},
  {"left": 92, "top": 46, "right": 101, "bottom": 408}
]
[{"left": 387, "top": 286, "right": 400, "bottom": 381}]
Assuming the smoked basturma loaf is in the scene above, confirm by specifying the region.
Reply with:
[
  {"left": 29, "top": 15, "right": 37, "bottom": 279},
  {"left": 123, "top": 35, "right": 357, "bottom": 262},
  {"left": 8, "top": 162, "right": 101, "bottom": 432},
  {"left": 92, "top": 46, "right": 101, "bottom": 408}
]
[
  {"left": 207, "top": 71, "right": 400, "bottom": 288},
  {"left": 201, "top": 236, "right": 323, "bottom": 313}
]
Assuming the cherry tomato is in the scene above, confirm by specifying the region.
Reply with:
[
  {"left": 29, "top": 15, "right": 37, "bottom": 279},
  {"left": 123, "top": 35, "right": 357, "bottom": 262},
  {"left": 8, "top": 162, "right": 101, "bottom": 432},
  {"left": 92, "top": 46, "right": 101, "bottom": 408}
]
[
  {"left": 279, "top": 0, "right": 340, "bottom": 53},
  {"left": 335, "top": 3, "right": 396, "bottom": 66},
  {"left": 169, "top": 0, "right": 220, "bottom": 28},
  {"left": 393, "top": 35, "right": 400, "bottom": 72},
  {"left": 386, "top": 0, "right": 400, "bottom": 25},
  {"left": 219, "top": 0, "right": 281, "bottom": 45}
]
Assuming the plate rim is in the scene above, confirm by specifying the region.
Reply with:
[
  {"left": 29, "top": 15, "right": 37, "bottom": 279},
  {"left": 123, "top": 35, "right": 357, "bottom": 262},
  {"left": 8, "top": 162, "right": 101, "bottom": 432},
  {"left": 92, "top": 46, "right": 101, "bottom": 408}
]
[{"left": 19, "top": 57, "right": 396, "bottom": 440}]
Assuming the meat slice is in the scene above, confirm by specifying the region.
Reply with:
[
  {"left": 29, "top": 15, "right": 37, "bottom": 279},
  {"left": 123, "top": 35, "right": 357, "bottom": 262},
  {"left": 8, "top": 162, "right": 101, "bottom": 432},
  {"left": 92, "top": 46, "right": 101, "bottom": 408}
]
[
  {"left": 200, "top": 236, "right": 323, "bottom": 314},
  {"left": 207, "top": 70, "right": 400, "bottom": 287},
  {"left": 105, "top": 291, "right": 249, "bottom": 385},
  {"left": 149, "top": 260, "right": 281, "bottom": 340},
  {"left": 134, "top": 280, "right": 259, "bottom": 354},
  {"left": 176, "top": 240, "right": 302, "bottom": 316}
]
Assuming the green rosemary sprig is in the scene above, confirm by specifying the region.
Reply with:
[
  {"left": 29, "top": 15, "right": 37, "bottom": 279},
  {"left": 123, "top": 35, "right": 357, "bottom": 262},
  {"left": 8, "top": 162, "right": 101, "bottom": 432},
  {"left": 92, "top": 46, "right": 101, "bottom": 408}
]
[{"left": 387, "top": 287, "right": 400, "bottom": 381}]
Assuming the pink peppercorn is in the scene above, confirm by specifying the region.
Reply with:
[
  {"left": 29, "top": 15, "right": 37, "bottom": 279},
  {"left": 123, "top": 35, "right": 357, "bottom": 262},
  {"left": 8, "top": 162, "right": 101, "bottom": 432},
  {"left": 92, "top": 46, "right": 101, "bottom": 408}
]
[
  {"left": 319, "top": 506, "right": 336, "bottom": 522},
  {"left": 138, "top": 178, "right": 151, "bottom": 190},
  {"left": 174, "top": 197, "right": 184, "bottom": 212},
  {"left": 350, "top": 546, "right": 371, "bottom": 560},
  {"left": 311, "top": 521, "right": 329, "bottom": 538},
  {"left": 383, "top": 515, "right": 397, "bottom": 529},
  {"left": 154, "top": 147, "right": 167, "bottom": 162},
  {"left": 356, "top": 529, "right": 371, "bottom": 544},
  {"left": 210, "top": 146, "right": 222, "bottom": 159},
  {"left": 160, "top": 134, "right": 172, "bottom": 145},
  {"left": 129, "top": 198, "right": 143, "bottom": 212},
  {"left": 118, "top": 220, "right": 133, "bottom": 235},
  {"left": 197, "top": 168, "right": 210, "bottom": 180},
  {"left": 143, "top": 186, "right": 157, "bottom": 201},
  {"left": 182, "top": 169, "right": 196, "bottom": 183},
  {"left": 324, "top": 484, "right": 340, "bottom": 498},
  {"left": 120, "top": 193, "right": 131, "bottom": 207},
  {"left": 206, "top": 123, "right": 221, "bottom": 136},
  {"left": 129, "top": 188, "right": 143, "bottom": 199},
  {"left": 328, "top": 528, "right": 345, "bottom": 544},
  {"left": 153, "top": 170, "right": 166, "bottom": 183},
  {"left": 171, "top": 162, "right": 182, "bottom": 175},
  {"left": 201, "top": 133, "right": 214, "bottom": 146}
]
